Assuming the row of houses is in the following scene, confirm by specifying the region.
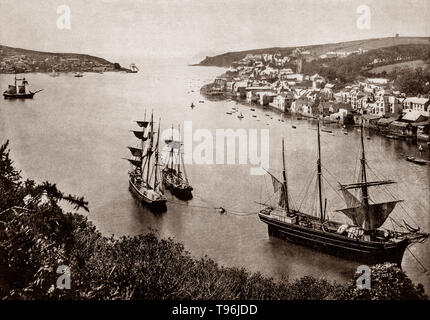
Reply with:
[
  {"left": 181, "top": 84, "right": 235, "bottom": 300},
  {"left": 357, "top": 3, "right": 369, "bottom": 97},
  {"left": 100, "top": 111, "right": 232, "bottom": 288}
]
[{"left": 210, "top": 72, "right": 430, "bottom": 140}]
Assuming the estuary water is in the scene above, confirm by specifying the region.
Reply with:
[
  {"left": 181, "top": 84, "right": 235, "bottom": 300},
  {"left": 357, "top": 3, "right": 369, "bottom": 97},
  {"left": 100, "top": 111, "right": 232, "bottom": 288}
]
[{"left": 1, "top": 59, "right": 429, "bottom": 291}]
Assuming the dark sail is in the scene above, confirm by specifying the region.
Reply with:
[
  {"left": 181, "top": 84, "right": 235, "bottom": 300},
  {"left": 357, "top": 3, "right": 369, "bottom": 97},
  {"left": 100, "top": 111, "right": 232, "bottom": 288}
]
[
  {"left": 132, "top": 131, "right": 150, "bottom": 141},
  {"left": 128, "top": 146, "right": 143, "bottom": 158},
  {"left": 132, "top": 130, "right": 144, "bottom": 139},
  {"left": 8, "top": 85, "right": 16, "bottom": 94},
  {"left": 136, "top": 121, "right": 149, "bottom": 128},
  {"left": 127, "top": 158, "right": 142, "bottom": 167}
]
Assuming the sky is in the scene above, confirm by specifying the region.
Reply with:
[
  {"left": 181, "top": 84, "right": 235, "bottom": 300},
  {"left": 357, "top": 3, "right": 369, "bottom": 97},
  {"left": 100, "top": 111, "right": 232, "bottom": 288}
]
[{"left": 0, "top": 0, "right": 428, "bottom": 64}]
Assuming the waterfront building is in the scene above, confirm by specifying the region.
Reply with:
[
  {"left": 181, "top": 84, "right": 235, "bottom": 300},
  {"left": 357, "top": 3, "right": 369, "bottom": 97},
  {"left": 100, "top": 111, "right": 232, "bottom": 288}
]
[{"left": 402, "top": 97, "right": 430, "bottom": 117}]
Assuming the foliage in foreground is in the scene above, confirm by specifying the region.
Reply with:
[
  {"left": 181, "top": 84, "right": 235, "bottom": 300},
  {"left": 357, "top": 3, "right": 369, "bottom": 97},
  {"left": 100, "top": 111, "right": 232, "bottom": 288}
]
[{"left": 0, "top": 140, "right": 426, "bottom": 300}]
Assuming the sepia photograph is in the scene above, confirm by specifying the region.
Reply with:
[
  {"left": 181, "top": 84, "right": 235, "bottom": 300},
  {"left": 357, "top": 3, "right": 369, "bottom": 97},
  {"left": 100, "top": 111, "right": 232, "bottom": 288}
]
[{"left": 0, "top": 0, "right": 429, "bottom": 311}]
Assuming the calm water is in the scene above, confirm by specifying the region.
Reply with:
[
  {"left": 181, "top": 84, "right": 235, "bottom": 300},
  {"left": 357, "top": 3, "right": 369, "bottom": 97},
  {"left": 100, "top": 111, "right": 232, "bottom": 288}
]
[{"left": 1, "top": 60, "right": 429, "bottom": 291}]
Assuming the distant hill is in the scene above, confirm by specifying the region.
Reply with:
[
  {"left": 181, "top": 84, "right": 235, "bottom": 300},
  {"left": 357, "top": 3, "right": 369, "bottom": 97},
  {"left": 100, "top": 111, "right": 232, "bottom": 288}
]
[
  {"left": 0, "top": 45, "right": 129, "bottom": 73},
  {"left": 196, "top": 36, "right": 430, "bottom": 67}
]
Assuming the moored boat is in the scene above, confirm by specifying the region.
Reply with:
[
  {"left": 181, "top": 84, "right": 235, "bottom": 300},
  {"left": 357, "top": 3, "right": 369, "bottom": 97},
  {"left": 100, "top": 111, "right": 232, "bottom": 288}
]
[
  {"left": 3, "top": 75, "right": 43, "bottom": 99},
  {"left": 128, "top": 63, "right": 139, "bottom": 73},
  {"left": 162, "top": 125, "right": 193, "bottom": 200},
  {"left": 126, "top": 111, "right": 167, "bottom": 212},
  {"left": 258, "top": 121, "right": 428, "bottom": 265}
]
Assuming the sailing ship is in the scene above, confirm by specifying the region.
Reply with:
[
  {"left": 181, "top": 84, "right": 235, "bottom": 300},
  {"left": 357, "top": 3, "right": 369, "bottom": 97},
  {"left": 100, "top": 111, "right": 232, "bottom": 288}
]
[
  {"left": 3, "top": 75, "right": 43, "bottom": 99},
  {"left": 126, "top": 111, "right": 167, "bottom": 212},
  {"left": 129, "top": 63, "right": 139, "bottom": 73},
  {"left": 162, "top": 125, "right": 193, "bottom": 200},
  {"left": 258, "top": 121, "right": 428, "bottom": 265}
]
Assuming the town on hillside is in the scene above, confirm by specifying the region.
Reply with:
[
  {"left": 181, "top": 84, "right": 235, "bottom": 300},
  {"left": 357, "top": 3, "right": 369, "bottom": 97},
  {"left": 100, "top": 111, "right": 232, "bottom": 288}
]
[{"left": 201, "top": 47, "right": 430, "bottom": 143}]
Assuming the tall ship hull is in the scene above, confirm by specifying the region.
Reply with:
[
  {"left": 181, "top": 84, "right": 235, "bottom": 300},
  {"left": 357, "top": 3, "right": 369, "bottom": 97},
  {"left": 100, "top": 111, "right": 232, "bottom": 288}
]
[
  {"left": 129, "top": 178, "right": 167, "bottom": 212},
  {"left": 259, "top": 210, "right": 409, "bottom": 265},
  {"left": 258, "top": 122, "right": 428, "bottom": 267},
  {"left": 162, "top": 169, "right": 193, "bottom": 200},
  {"left": 162, "top": 125, "right": 193, "bottom": 200},
  {"left": 3, "top": 75, "right": 42, "bottom": 99},
  {"left": 3, "top": 92, "right": 35, "bottom": 99}
]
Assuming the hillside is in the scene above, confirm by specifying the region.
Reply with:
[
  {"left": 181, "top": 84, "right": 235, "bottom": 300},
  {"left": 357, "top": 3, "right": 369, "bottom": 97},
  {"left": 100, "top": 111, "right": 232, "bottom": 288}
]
[
  {"left": 0, "top": 45, "right": 129, "bottom": 73},
  {"left": 368, "top": 59, "right": 429, "bottom": 74},
  {"left": 196, "top": 36, "right": 430, "bottom": 67}
]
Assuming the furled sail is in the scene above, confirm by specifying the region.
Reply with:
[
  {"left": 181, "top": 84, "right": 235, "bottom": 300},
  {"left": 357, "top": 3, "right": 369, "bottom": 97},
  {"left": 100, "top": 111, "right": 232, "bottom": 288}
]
[
  {"left": 128, "top": 146, "right": 143, "bottom": 158},
  {"left": 340, "top": 180, "right": 395, "bottom": 190},
  {"left": 136, "top": 121, "right": 149, "bottom": 128},
  {"left": 18, "top": 85, "right": 25, "bottom": 94},
  {"left": 338, "top": 200, "right": 401, "bottom": 230}
]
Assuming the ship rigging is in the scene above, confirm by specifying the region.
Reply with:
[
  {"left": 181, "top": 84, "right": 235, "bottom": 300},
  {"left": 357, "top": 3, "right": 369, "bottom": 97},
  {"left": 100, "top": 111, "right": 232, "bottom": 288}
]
[
  {"left": 126, "top": 110, "right": 167, "bottom": 212},
  {"left": 258, "top": 120, "right": 428, "bottom": 265}
]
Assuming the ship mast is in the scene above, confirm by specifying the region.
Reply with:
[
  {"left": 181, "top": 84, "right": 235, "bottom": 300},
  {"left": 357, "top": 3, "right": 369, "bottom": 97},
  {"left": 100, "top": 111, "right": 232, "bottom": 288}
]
[
  {"left": 282, "top": 138, "right": 289, "bottom": 213},
  {"left": 359, "top": 120, "right": 370, "bottom": 222},
  {"left": 153, "top": 118, "right": 161, "bottom": 190},
  {"left": 317, "top": 121, "right": 324, "bottom": 221},
  {"left": 146, "top": 112, "right": 154, "bottom": 185},
  {"left": 177, "top": 125, "right": 182, "bottom": 177},
  {"left": 140, "top": 110, "right": 146, "bottom": 179},
  {"left": 170, "top": 124, "right": 174, "bottom": 171}
]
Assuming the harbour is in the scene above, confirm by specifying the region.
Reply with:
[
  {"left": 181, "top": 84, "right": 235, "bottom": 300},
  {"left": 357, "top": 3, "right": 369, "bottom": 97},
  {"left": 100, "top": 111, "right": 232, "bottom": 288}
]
[{"left": 1, "top": 60, "right": 429, "bottom": 292}]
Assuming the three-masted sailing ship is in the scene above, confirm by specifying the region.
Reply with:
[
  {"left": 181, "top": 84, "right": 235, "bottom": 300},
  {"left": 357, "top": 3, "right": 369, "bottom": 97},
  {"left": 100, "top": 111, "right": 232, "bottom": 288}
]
[
  {"left": 3, "top": 74, "right": 43, "bottom": 99},
  {"left": 126, "top": 111, "right": 167, "bottom": 212},
  {"left": 162, "top": 125, "right": 193, "bottom": 200},
  {"left": 259, "top": 121, "right": 428, "bottom": 265}
]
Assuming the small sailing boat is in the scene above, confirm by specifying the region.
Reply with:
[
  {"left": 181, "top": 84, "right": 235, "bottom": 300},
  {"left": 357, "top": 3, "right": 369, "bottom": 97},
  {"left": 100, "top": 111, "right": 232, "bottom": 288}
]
[
  {"left": 162, "top": 125, "right": 193, "bottom": 200},
  {"left": 237, "top": 112, "right": 244, "bottom": 119},
  {"left": 126, "top": 111, "right": 167, "bottom": 212},
  {"left": 190, "top": 102, "right": 195, "bottom": 109},
  {"left": 129, "top": 63, "right": 139, "bottom": 73},
  {"left": 3, "top": 75, "right": 43, "bottom": 99},
  {"left": 258, "top": 121, "right": 428, "bottom": 265}
]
